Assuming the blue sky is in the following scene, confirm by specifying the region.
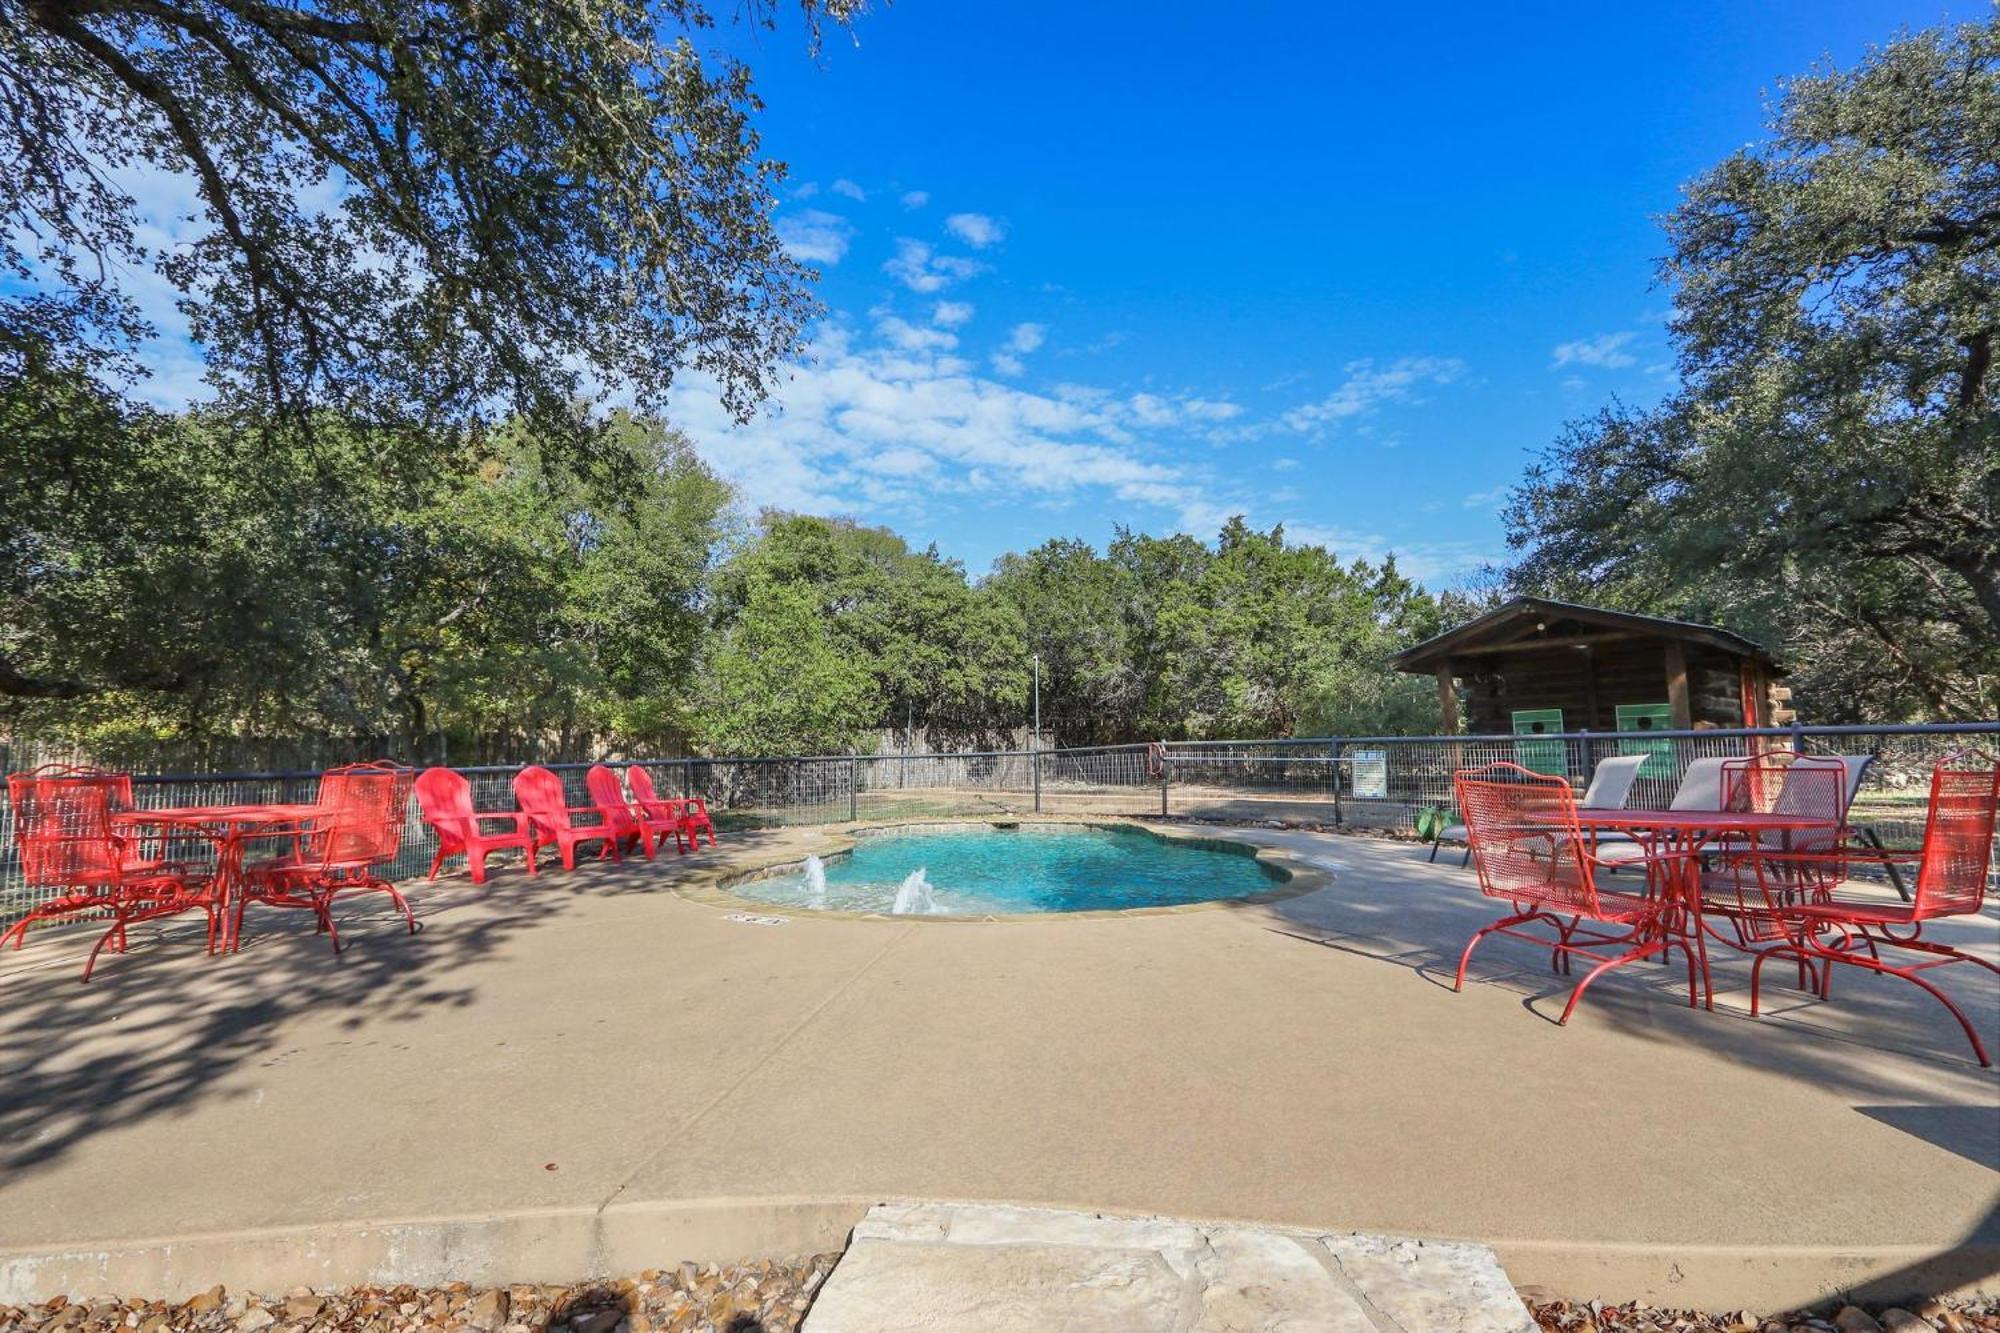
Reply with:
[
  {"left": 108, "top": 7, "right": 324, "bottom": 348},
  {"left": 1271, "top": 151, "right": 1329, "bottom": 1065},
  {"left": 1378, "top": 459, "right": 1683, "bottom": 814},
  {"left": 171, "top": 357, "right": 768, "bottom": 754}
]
[
  {"left": 102, "top": 1, "right": 1982, "bottom": 586},
  {"left": 664, "top": 0, "right": 1981, "bottom": 584}
]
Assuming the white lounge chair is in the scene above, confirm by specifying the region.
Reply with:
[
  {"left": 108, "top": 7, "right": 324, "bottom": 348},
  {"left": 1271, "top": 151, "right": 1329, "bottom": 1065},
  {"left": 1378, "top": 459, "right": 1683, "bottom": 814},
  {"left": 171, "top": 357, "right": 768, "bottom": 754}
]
[
  {"left": 1431, "top": 752, "right": 1650, "bottom": 865},
  {"left": 1597, "top": 752, "right": 1874, "bottom": 868}
]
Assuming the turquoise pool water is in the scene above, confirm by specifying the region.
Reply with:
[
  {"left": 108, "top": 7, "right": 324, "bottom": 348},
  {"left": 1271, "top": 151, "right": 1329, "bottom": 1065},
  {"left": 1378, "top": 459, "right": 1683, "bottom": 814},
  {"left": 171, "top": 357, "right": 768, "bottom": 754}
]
[{"left": 734, "top": 823, "right": 1283, "bottom": 916}]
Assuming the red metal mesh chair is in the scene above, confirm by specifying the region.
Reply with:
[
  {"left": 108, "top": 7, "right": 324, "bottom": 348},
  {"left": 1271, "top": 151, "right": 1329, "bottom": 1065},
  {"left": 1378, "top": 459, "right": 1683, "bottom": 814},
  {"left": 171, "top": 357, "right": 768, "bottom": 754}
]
[
  {"left": 626, "top": 765, "right": 717, "bottom": 853},
  {"left": 1742, "top": 750, "right": 2000, "bottom": 1065},
  {"left": 513, "top": 765, "right": 621, "bottom": 870},
  {"left": 413, "top": 767, "right": 537, "bottom": 885},
  {"left": 585, "top": 764, "right": 656, "bottom": 859},
  {"left": 1703, "top": 753, "right": 1851, "bottom": 945},
  {"left": 3, "top": 767, "right": 217, "bottom": 979},
  {"left": 1453, "top": 761, "right": 1698, "bottom": 1024},
  {"left": 238, "top": 763, "right": 417, "bottom": 953}
]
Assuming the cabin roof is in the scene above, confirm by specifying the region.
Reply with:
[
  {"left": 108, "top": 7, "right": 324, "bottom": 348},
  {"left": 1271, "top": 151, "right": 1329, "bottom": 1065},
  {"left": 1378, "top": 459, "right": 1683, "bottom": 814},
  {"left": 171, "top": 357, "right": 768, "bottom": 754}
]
[{"left": 1390, "top": 597, "right": 1779, "bottom": 673}]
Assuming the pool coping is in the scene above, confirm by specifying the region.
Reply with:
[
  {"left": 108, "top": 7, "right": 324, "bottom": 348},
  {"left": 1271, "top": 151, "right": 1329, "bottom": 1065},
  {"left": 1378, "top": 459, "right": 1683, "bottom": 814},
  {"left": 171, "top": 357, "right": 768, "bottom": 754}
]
[{"left": 668, "top": 816, "right": 1332, "bottom": 922}]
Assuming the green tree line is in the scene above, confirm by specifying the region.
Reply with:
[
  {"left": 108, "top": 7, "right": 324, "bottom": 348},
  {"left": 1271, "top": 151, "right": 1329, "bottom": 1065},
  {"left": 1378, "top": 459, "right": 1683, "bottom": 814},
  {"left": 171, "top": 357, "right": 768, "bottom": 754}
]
[{"left": 2, "top": 370, "right": 1470, "bottom": 758}]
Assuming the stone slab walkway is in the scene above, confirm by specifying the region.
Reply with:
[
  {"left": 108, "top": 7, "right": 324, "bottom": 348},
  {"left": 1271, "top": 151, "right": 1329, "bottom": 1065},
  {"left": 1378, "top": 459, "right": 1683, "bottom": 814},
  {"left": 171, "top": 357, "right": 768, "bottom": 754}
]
[{"left": 804, "top": 1203, "right": 1535, "bottom": 1333}]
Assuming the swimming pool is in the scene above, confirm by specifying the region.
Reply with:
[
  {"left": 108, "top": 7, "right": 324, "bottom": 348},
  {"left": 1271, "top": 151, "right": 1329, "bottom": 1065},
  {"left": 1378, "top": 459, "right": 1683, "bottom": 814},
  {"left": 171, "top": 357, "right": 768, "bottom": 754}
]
[{"left": 732, "top": 823, "right": 1286, "bottom": 916}]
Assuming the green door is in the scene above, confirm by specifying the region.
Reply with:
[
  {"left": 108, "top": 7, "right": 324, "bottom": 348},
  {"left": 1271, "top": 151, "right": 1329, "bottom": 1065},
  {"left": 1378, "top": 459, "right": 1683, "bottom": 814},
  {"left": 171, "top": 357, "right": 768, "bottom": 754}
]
[
  {"left": 1511, "top": 708, "right": 1567, "bottom": 777},
  {"left": 1615, "top": 702, "right": 1675, "bottom": 778}
]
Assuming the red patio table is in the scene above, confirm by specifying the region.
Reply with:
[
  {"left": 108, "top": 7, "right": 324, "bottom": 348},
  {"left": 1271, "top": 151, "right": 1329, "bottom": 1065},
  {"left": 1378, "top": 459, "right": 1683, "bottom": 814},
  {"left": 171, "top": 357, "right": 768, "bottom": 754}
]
[
  {"left": 113, "top": 803, "right": 321, "bottom": 953},
  {"left": 1571, "top": 807, "right": 1839, "bottom": 1007}
]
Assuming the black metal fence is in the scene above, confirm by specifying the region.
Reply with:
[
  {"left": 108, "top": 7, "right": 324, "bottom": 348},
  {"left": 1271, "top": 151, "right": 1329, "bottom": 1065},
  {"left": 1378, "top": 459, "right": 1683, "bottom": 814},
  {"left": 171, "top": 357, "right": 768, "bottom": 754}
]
[{"left": 4, "top": 723, "right": 1997, "bottom": 926}]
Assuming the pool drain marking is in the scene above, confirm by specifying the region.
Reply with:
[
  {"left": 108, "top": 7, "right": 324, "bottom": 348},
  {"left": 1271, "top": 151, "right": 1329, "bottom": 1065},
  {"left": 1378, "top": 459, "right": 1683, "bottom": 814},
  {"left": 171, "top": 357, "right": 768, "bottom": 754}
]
[{"left": 723, "top": 912, "right": 791, "bottom": 926}]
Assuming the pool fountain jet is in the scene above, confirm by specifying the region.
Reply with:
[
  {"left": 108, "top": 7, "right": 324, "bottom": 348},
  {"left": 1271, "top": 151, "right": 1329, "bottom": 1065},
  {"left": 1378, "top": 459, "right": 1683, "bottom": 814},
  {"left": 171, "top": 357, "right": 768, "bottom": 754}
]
[
  {"left": 802, "top": 855, "right": 827, "bottom": 909},
  {"left": 891, "top": 867, "right": 940, "bottom": 915}
]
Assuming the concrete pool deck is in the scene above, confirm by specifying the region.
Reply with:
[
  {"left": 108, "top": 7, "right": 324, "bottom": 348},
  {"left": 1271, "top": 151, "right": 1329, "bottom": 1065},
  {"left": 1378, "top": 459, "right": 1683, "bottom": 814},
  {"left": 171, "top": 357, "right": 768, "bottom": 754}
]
[{"left": 0, "top": 822, "right": 1993, "bottom": 1310}]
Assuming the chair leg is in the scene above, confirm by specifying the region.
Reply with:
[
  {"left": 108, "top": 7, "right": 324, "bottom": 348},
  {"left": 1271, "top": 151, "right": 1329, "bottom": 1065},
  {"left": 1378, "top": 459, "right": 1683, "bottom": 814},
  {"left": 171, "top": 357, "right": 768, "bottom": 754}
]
[
  {"left": 1428, "top": 840, "right": 1440, "bottom": 864},
  {"left": 1459, "top": 845, "right": 1470, "bottom": 868},
  {"left": 428, "top": 848, "right": 446, "bottom": 880},
  {"left": 382, "top": 881, "right": 420, "bottom": 935},
  {"left": 1893, "top": 967, "right": 1993, "bottom": 1067},
  {"left": 82, "top": 910, "right": 131, "bottom": 982},
  {"left": 1558, "top": 937, "right": 1667, "bottom": 1026},
  {"left": 469, "top": 847, "right": 488, "bottom": 885},
  {"left": 1454, "top": 910, "right": 1541, "bottom": 992}
]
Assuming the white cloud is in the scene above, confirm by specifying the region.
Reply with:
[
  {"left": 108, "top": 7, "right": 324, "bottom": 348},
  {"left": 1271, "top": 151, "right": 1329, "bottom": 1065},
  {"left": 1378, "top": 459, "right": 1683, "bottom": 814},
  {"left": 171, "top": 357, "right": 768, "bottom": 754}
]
[
  {"left": 1182, "top": 398, "right": 1243, "bottom": 422},
  {"left": 883, "top": 238, "right": 985, "bottom": 293},
  {"left": 1550, "top": 331, "right": 1637, "bottom": 369},
  {"left": 666, "top": 322, "right": 1497, "bottom": 589},
  {"left": 670, "top": 331, "right": 1201, "bottom": 525},
  {"left": 1271, "top": 457, "right": 1300, "bottom": 472},
  {"left": 931, "top": 300, "right": 975, "bottom": 327},
  {"left": 1006, "top": 322, "right": 1046, "bottom": 353},
  {"left": 875, "top": 315, "right": 958, "bottom": 353},
  {"left": 1276, "top": 523, "right": 1500, "bottom": 583},
  {"left": 1461, "top": 486, "right": 1506, "bottom": 509},
  {"left": 945, "top": 212, "right": 1007, "bottom": 248},
  {"left": 988, "top": 322, "right": 1047, "bottom": 377},
  {"left": 1282, "top": 357, "right": 1464, "bottom": 433},
  {"left": 775, "top": 209, "right": 854, "bottom": 265},
  {"left": 900, "top": 190, "right": 930, "bottom": 209},
  {"left": 830, "top": 178, "right": 867, "bottom": 201}
]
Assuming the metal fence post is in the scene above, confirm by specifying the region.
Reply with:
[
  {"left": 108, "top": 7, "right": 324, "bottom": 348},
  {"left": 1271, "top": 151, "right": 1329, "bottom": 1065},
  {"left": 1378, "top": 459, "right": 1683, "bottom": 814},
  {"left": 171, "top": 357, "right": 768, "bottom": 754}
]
[
  {"left": 1033, "top": 746, "right": 1042, "bottom": 813},
  {"left": 849, "top": 753, "right": 859, "bottom": 822},
  {"left": 1330, "top": 738, "right": 1343, "bottom": 828},
  {"left": 1159, "top": 747, "right": 1169, "bottom": 818}
]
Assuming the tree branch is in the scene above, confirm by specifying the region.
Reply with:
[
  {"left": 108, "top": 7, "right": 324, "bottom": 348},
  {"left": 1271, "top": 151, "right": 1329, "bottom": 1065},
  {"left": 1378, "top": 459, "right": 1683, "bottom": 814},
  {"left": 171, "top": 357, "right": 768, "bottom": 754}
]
[{"left": 28, "top": 5, "right": 303, "bottom": 411}]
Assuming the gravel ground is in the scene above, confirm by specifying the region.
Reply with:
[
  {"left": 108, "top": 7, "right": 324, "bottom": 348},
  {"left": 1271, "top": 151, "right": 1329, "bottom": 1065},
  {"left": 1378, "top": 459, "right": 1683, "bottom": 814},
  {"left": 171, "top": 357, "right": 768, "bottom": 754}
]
[
  {"left": 4, "top": 1273, "right": 1992, "bottom": 1333},
  {"left": 0, "top": 1255, "right": 839, "bottom": 1333},
  {"left": 1527, "top": 1297, "right": 2000, "bottom": 1333}
]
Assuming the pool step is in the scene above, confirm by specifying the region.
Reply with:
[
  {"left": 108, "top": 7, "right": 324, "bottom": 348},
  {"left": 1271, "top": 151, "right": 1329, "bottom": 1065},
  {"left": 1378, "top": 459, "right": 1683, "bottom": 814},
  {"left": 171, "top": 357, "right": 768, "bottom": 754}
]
[{"left": 802, "top": 1202, "right": 1536, "bottom": 1332}]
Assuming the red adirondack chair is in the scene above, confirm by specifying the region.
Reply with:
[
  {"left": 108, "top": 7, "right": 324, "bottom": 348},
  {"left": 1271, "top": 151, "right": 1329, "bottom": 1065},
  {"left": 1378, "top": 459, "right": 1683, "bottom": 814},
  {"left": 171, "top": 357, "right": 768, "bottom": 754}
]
[
  {"left": 239, "top": 763, "right": 418, "bottom": 953},
  {"left": 626, "top": 765, "right": 717, "bottom": 852},
  {"left": 1453, "top": 761, "right": 1697, "bottom": 1024},
  {"left": 585, "top": 764, "right": 656, "bottom": 858},
  {"left": 1740, "top": 750, "right": 2000, "bottom": 1065},
  {"left": 414, "top": 767, "right": 538, "bottom": 885},
  {"left": 513, "top": 765, "right": 621, "bottom": 870},
  {"left": 3, "top": 766, "right": 217, "bottom": 979}
]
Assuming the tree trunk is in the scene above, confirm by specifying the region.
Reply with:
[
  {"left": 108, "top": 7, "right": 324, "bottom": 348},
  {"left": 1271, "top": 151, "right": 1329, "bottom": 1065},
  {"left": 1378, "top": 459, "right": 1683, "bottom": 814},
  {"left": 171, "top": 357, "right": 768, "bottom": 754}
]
[{"left": 1941, "top": 548, "right": 2000, "bottom": 641}]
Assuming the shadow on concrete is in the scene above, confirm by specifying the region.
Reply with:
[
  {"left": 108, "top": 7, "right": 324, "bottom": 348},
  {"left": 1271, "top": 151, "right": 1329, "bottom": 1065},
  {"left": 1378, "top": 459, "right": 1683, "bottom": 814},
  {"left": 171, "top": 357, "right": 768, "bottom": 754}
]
[
  {"left": 1244, "top": 833, "right": 2000, "bottom": 1304},
  {"left": 1853, "top": 1104, "right": 2000, "bottom": 1172},
  {"left": 0, "top": 829, "right": 804, "bottom": 1176}
]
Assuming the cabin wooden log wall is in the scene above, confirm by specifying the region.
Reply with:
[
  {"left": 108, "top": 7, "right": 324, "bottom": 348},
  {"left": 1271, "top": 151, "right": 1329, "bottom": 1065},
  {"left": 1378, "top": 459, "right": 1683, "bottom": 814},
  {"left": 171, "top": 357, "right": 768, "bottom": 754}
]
[{"left": 1392, "top": 598, "right": 1785, "bottom": 738}]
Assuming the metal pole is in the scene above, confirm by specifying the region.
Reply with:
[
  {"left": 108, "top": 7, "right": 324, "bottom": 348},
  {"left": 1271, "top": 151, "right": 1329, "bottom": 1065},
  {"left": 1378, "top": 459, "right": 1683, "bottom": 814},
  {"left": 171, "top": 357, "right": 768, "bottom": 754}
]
[
  {"left": 1160, "top": 744, "right": 1169, "bottom": 818},
  {"left": 1032, "top": 654, "right": 1041, "bottom": 752},
  {"left": 1032, "top": 654, "right": 1043, "bottom": 814},
  {"left": 849, "top": 752, "right": 859, "bottom": 822},
  {"left": 1330, "top": 738, "right": 1343, "bottom": 828}
]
